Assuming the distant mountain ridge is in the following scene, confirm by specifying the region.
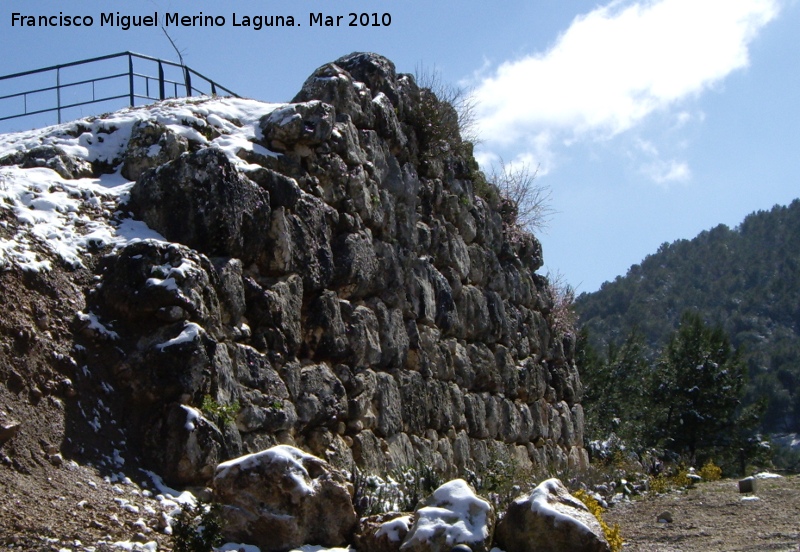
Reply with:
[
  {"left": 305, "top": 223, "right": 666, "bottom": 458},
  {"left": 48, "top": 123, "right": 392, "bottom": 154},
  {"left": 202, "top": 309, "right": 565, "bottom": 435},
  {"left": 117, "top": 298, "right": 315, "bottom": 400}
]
[{"left": 575, "top": 199, "right": 800, "bottom": 434}]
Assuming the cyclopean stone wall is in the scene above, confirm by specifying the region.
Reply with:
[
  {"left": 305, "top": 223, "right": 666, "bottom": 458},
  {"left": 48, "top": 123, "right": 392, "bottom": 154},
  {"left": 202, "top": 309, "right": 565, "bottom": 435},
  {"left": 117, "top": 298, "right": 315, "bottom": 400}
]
[{"left": 84, "top": 52, "right": 587, "bottom": 485}]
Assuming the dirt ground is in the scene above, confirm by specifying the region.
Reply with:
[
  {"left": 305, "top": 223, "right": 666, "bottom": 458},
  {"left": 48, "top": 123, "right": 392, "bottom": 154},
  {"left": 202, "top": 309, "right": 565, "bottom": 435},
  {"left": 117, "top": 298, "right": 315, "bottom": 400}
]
[
  {"left": 0, "top": 264, "right": 174, "bottom": 551},
  {"left": 605, "top": 475, "right": 800, "bottom": 551},
  {"left": 0, "top": 457, "right": 174, "bottom": 551}
]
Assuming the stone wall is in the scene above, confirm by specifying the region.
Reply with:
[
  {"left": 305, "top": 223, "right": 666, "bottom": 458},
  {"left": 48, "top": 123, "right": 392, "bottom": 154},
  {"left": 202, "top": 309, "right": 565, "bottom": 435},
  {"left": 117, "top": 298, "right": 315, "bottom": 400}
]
[{"left": 84, "top": 52, "right": 587, "bottom": 484}]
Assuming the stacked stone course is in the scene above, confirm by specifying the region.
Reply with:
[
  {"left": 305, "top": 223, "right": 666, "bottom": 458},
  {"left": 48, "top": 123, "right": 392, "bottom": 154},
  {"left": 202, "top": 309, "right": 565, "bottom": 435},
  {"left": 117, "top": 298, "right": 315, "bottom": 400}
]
[{"left": 87, "top": 52, "right": 587, "bottom": 484}]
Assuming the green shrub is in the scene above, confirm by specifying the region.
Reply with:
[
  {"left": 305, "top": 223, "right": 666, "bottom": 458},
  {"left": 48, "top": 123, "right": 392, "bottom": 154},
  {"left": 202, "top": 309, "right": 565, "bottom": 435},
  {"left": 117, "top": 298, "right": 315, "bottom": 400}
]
[
  {"left": 200, "top": 395, "right": 240, "bottom": 425},
  {"left": 171, "top": 501, "right": 224, "bottom": 552},
  {"left": 412, "top": 65, "right": 478, "bottom": 161},
  {"left": 647, "top": 463, "right": 702, "bottom": 494},
  {"left": 473, "top": 172, "right": 501, "bottom": 207}
]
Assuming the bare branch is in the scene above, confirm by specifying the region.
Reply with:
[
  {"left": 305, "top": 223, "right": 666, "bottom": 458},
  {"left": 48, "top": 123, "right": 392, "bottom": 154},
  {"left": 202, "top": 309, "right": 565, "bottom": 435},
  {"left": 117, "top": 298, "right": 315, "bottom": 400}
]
[
  {"left": 161, "top": 26, "right": 186, "bottom": 67},
  {"left": 489, "top": 159, "right": 555, "bottom": 232}
]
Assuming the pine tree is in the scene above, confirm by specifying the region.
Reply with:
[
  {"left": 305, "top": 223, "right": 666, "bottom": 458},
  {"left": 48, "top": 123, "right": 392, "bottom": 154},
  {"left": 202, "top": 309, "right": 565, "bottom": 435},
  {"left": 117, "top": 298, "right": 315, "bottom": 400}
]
[
  {"left": 652, "top": 312, "right": 747, "bottom": 463},
  {"left": 579, "top": 327, "right": 652, "bottom": 448}
]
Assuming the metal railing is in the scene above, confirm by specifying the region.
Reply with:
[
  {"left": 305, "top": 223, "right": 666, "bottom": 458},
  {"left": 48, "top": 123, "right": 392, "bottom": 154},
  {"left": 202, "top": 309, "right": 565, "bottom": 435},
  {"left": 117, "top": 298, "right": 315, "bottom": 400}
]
[{"left": 0, "top": 51, "right": 238, "bottom": 125}]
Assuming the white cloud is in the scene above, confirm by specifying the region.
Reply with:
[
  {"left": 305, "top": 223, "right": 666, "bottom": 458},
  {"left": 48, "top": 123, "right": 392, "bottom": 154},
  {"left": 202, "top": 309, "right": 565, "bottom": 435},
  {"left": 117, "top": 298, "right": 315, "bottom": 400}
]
[
  {"left": 673, "top": 111, "right": 694, "bottom": 129},
  {"left": 474, "top": 0, "right": 779, "bottom": 168},
  {"left": 634, "top": 138, "right": 692, "bottom": 184},
  {"left": 476, "top": 131, "right": 556, "bottom": 176},
  {"left": 643, "top": 159, "right": 692, "bottom": 184}
]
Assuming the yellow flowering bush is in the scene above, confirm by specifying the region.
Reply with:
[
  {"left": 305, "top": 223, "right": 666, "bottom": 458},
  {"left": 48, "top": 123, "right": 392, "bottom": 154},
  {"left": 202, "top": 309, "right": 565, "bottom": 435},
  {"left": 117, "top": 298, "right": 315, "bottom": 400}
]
[
  {"left": 699, "top": 459, "right": 722, "bottom": 481},
  {"left": 574, "top": 489, "right": 624, "bottom": 552}
]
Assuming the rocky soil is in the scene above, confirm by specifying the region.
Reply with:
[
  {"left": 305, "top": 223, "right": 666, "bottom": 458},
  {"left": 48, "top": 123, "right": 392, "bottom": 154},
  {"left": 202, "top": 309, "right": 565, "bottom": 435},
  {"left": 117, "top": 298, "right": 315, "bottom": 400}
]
[
  {"left": 605, "top": 475, "right": 800, "bottom": 551},
  {"left": 0, "top": 455, "right": 174, "bottom": 550}
]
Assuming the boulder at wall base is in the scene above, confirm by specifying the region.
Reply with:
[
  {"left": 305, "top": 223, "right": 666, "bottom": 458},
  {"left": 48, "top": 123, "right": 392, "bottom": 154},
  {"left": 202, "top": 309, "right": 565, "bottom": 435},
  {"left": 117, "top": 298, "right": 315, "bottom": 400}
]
[
  {"left": 494, "top": 478, "right": 611, "bottom": 552},
  {"left": 213, "top": 445, "right": 358, "bottom": 552},
  {"left": 354, "top": 512, "right": 413, "bottom": 552},
  {"left": 400, "top": 479, "right": 495, "bottom": 552}
]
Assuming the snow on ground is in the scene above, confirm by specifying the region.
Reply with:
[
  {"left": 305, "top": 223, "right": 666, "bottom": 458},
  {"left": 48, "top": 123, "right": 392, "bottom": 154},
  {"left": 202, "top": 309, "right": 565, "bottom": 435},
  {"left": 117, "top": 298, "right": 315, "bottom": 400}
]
[
  {"left": 288, "top": 547, "right": 354, "bottom": 552},
  {"left": 110, "top": 541, "right": 158, "bottom": 551},
  {"left": 0, "top": 96, "right": 281, "bottom": 274},
  {"left": 75, "top": 310, "right": 121, "bottom": 340},
  {"left": 755, "top": 472, "right": 783, "bottom": 479},
  {"left": 0, "top": 165, "right": 131, "bottom": 271},
  {"left": 142, "top": 470, "right": 197, "bottom": 509},
  {"left": 0, "top": 97, "right": 279, "bottom": 168}
]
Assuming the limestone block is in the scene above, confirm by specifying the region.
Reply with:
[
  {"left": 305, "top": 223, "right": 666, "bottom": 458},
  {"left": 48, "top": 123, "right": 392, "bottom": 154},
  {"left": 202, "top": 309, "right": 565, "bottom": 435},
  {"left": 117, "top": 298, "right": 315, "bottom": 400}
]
[
  {"left": 353, "top": 429, "right": 388, "bottom": 473},
  {"left": 398, "top": 370, "right": 429, "bottom": 434},
  {"left": 130, "top": 148, "right": 270, "bottom": 263},
  {"left": 259, "top": 100, "right": 336, "bottom": 152},
  {"left": 121, "top": 119, "right": 188, "bottom": 180},
  {"left": 375, "top": 372, "right": 403, "bottom": 438}
]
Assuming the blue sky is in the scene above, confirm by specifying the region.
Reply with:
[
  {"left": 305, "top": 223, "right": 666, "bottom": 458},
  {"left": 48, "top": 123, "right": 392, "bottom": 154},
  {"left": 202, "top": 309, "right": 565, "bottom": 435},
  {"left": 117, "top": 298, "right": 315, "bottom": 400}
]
[{"left": 2, "top": 0, "right": 799, "bottom": 292}]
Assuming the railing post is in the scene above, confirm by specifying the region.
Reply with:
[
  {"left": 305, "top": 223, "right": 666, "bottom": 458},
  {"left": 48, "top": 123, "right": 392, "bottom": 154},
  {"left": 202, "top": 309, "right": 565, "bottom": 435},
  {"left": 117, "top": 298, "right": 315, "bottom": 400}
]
[
  {"left": 56, "top": 67, "right": 62, "bottom": 124},
  {"left": 128, "top": 54, "right": 134, "bottom": 107},
  {"left": 158, "top": 61, "right": 165, "bottom": 100},
  {"left": 183, "top": 66, "right": 192, "bottom": 96}
]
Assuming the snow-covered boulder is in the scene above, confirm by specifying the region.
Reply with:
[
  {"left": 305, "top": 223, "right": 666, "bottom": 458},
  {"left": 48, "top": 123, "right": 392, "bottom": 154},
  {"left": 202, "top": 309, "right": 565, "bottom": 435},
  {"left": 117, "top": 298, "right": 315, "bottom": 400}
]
[
  {"left": 494, "top": 478, "right": 610, "bottom": 552},
  {"left": 0, "top": 144, "right": 93, "bottom": 180},
  {"left": 213, "top": 445, "right": 358, "bottom": 552},
  {"left": 400, "top": 479, "right": 495, "bottom": 552}
]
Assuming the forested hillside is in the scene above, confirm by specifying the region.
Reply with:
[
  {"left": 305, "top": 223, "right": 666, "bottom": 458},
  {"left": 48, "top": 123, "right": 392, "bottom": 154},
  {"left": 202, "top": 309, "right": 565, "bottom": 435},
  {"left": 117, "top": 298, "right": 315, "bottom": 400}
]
[{"left": 576, "top": 199, "right": 800, "bottom": 436}]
